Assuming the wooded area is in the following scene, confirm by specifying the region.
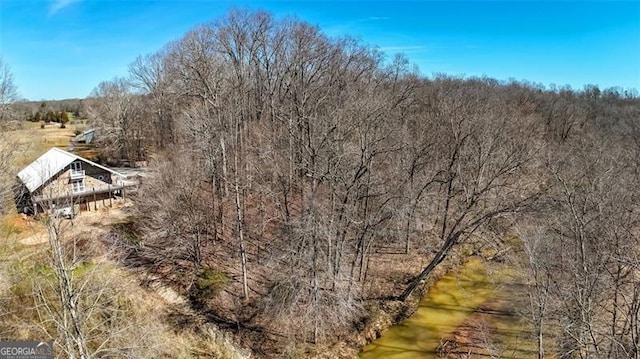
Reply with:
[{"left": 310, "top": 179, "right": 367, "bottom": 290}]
[
  {"left": 89, "top": 10, "right": 640, "bottom": 357},
  {"left": 2, "top": 9, "right": 640, "bottom": 358}
]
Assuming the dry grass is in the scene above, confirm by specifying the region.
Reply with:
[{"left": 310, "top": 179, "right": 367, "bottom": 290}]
[
  {"left": 10, "top": 121, "right": 81, "bottom": 167},
  {"left": 1, "top": 204, "right": 242, "bottom": 358},
  {"left": 0, "top": 213, "right": 30, "bottom": 237}
]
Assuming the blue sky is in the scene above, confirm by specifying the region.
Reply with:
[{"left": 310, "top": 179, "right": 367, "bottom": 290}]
[{"left": 0, "top": 0, "right": 638, "bottom": 100}]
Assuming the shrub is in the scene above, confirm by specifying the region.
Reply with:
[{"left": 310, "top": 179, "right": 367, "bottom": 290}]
[
  {"left": 191, "top": 268, "right": 229, "bottom": 304},
  {"left": 0, "top": 120, "right": 24, "bottom": 131},
  {"left": 96, "top": 153, "right": 108, "bottom": 165}
]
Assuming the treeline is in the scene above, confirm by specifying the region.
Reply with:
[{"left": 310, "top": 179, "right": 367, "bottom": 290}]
[
  {"left": 87, "top": 9, "right": 640, "bottom": 357},
  {"left": 9, "top": 99, "right": 86, "bottom": 122},
  {"left": 29, "top": 109, "right": 69, "bottom": 124}
]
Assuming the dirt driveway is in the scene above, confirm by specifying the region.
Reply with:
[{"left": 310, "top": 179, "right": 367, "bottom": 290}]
[{"left": 18, "top": 199, "right": 133, "bottom": 246}]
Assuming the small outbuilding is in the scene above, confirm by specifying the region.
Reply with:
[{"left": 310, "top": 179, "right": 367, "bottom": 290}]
[{"left": 74, "top": 129, "right": 95, "bottom": 144}]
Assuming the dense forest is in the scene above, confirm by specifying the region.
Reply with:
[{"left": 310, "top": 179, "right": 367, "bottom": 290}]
[{"left": 2, "top": 9, "right": 640, "bottom": 358}]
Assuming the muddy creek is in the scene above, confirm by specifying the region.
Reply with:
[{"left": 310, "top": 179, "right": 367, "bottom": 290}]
[{"left": 361, "top": 257, "right": 535, "bottom": 358}]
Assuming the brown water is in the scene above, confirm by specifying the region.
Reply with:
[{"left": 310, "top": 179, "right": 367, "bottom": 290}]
[{"left": 361, "top": 257, "right": 533, "bottom": 358}]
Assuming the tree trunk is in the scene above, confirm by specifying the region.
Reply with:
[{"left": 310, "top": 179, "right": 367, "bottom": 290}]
[
  {"left": 220, "top": 137, "right": 229, "bottom": 197},
  {"left": 235, "top": 184, "right": 249, "bottom": 300},
  {"left": 47, "top": 218, "right": 91, "bottom": 359},
  {"left": 400, "top": 232, "right": 459, "bottom": 301},
  {"left": 233, "top": 119, "right": 249, "bottom": 300}
]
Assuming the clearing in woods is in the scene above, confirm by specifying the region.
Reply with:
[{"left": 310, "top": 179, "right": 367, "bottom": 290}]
[{"left": 11, "top": 121, "right": 86, "bottom": 167}]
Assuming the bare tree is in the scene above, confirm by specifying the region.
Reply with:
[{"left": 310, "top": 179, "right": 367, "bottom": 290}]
[
  {"left": 516, "top": 224, "right": 554, "bottom": 359},
  {"left": 129, "top": 49, "right": 179, "bottom": 148},
  {"left": 42, "top": 212, "right": 92, "bottom": 359},
  {"left": 134, "top": 152, "right": 212, "bottom": 274},
  {"left": 0, "top": 57, "right": 19, "bottom": 121},
  {"left": 87, "top": 78, "right": 147, "bottom": 161},
  {"left": 0, "top": 133, "right": 22, "bottom": 214},
  {"left": 542, "top": 133, "right": 640, "bottom": 359},
  {"left": 401, "top": 79, "right": 540, "bottom": 301}
]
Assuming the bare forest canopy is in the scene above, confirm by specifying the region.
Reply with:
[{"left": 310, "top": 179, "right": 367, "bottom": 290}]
[{"left": 47, "top": 9, "right": 640, "bottom": 358}]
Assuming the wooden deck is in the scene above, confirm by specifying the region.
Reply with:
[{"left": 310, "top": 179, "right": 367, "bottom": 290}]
[{"left": 32, "top": 184, "right": 127, "bottom": 204}]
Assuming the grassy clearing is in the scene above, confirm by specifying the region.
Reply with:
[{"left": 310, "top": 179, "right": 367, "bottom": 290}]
[{"left": 11, "top": 121, "right": 81, "bottom": 167}]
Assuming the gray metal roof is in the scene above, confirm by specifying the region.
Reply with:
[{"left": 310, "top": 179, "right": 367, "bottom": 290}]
[
  {"left": 75, "top": 128, "right": 95, "bottom": 139},
  {"left": 17, "top": 147, "right": 125, "bottom": 193}
]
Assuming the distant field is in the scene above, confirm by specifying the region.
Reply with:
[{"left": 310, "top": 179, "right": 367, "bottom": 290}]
[{"left": 12, "top": 121, "right": 87, "bottom": 166}]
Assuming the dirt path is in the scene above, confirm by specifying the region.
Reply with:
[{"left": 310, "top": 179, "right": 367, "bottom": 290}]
[{"left": 17, "top": 200, "right": 130, "bottom": 245}]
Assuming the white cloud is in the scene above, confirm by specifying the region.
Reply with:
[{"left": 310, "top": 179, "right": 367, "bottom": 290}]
[
  {"left": 379, "top": 46, "right": 427, "bottom": 53},
  {"left": 49, "top": 0, "right": 81, "bottom": 15}
]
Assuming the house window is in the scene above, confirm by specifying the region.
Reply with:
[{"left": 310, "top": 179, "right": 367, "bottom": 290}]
[
  {"left": 71, "top": 161, "right": 82, "bottom": 173},
  {"left": 72, "top": 179, "right": 85, "bottom": 193}
]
